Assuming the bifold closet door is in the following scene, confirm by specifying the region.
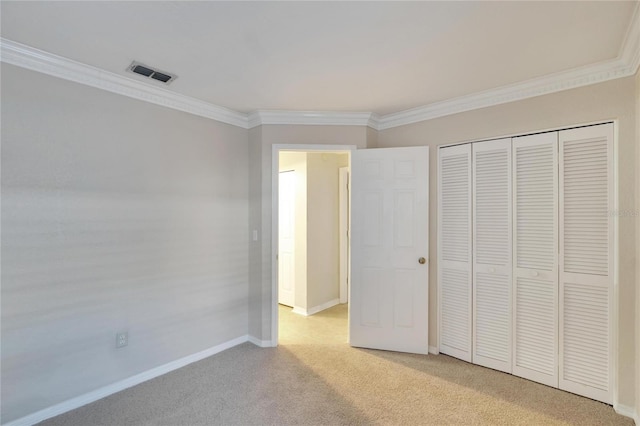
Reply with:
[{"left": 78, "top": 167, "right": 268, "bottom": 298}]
[
  {"left": 472, "top": 139, "right": 512, "bottom": 373},
  {"left": 512, "top": 133, "right": 559, "bottom": 388},
  {"left": 438, "top": 144, "right": 472, "bottom": 362},
  {"left": 559, "top": 123, "right": 613, "bottom": 403}
]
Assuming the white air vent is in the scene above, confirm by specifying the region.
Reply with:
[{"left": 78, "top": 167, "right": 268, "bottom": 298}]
[{"left": 127, "top": 61, "right": 176, "bottom": 84}]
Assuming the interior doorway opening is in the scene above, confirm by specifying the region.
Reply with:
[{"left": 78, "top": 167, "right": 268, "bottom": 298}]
[{"left": 272, "top": 145, "right": 354, "bottom": 345}]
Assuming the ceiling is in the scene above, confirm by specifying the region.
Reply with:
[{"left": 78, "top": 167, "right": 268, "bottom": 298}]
[{"left": 1, "top": 1, "right": 637, "bottom": 116}]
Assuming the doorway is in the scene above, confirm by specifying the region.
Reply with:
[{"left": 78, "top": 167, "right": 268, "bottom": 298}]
[
  {"left": 271, "top": 144, "right": 430, "bottom": 353},
  {"left": 273, "top": 145, "right": 355, "bottom": 345}
]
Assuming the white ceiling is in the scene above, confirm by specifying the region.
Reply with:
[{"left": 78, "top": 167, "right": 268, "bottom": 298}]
[{"left": 1, "top": 1, "right": 637, "bottom": 116}]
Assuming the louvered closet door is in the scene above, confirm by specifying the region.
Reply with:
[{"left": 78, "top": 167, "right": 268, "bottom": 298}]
[
  {"left": 472, "top": 139, "right": 512, "bottom": 373},
  {"left": 559, "top": 123, "right": 613, "bottom": 404},
  {"left": 512, "top": 133, "right": 559, "bottom": 388},
  {"left": 438, "top": 144, "right": 472, "bottom": 362}
]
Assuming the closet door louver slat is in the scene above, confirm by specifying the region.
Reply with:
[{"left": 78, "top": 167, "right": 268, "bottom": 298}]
[
  {"left": 438, "top": 144, "right": 472, "bottom": 362},
  {"left": 512, "top": 133, "right": 559, "bottom": 388},
  {"left": 472, "top": 139, "right": 512, "bottom": 373},
  {"left": 559, "top": 123, "right": 613, "bottom": 404}
]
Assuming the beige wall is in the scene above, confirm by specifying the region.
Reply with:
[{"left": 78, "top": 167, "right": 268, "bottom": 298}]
[
  {"left": 1, "top": 64, "right": 249, "bottom": 423},
  {"left": 307, "top": 153, "right": 349, "bottom": 309},
  {"left": 248, "top": 126, "right": 264, "bottom": 340},
  {"left": 367, "top": 126, "right": 379, "bottom": 148},
  {"left": 377, "top": 75, "right": 637, "bottom": 408},
  {"left": 262, "top": 125, "right": 369, "bottom": 148}
]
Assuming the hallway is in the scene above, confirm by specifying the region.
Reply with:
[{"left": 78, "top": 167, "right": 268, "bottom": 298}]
[{"left": 279, "top": 303, "right": 348, "bottom": 345}]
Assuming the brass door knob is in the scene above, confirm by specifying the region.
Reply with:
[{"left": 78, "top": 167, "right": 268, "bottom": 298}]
[{"left": 418, "top": 257, "right": 426, "bottom": 264}]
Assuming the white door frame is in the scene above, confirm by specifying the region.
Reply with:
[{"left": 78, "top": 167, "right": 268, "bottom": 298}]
[
  {"left": 271, "top": 144, "right": 357, "bottom": 346},
  {"left": 339, "top": 167, "right": 349, "bottom": 304}
]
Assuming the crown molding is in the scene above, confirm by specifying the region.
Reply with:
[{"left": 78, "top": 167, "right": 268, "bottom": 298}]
[
  {"left": 0, "top": 38, "right": 249, "bottom": 129},
  {"left": 377, "top": 58, "right": 634, "bottom": 130},
  {"left": 378, "top": 4, "right": 640, "bottom": 130},
  {"left": 248, "top": 110, "right": 379, "bottom": 129},
  {"left": 619, "top": 2, "right": 640, "bottom": 74},
  {"left": 2, "top": 5, "right": 638, "bottom": 134}
]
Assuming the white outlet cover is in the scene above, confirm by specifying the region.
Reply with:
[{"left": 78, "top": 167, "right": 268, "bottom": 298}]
[{"left": 116, "top": 332, "right": 128, "bottom": 348}]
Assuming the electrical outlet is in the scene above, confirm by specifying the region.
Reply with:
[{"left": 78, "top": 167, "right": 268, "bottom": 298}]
[{"left": 116, "top": 332, "right": 128, "bottom": 348}]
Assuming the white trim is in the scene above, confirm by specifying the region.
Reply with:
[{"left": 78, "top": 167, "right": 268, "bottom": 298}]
[
  {"left": 613, "top": 403, "right": 638, "bottom": 423},
  {"left": 612, "top": 120, "right": 620, "bottom": 411},
  {"left": 291, "top": 299, "right": 341, "bottom": 317},
  {"left": 4, "top": 335, "right": 249, "bottom": 426},
  {"left": 248, "top": 110, "right": 379, "bottom": 129},
  {"left": 436, "top": 119, "right": 617, "bottom": 150},
  {"left": 248, "top": 335, "right": 274, "bottom": 348},
  {"left": 291, "top": 306, "right": 308, "bottom": 316},
  {"left": 271, "top": 144, "right": 356, "bottom": 347},
  {"left": 339, "top": 167, "right": 350, "bottom": 304},
  {"left": 428, "top": 345, "right": 440, "bottom": 355},
  {"left": 619, "top": 3, "right": 640, "bottom": 75},
  {"left": 0, "top": 38, "right": 248, "bottom": 129}
]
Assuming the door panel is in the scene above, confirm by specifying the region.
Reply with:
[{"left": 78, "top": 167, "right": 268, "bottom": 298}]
[
  {"left": 512, "top": 132, "right": 558, "bottom": 387},
  {"left": 559, "top": 123, "right": 613, "bottom": 404},
  {"left": 350, "top": 147, "right": 429, "bottom": 354},
  {"left": 438, "top": 144, "right": 472, "bottom": 362},
  {"left": 472, "top": 138, "right": 512, "bottom": 373}
]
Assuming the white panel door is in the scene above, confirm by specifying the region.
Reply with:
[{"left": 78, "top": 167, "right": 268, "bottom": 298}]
[
  {"left": 438, "top": 144, "right": 473, "bottom": 362},
  {"left": 559, "top": 123, "right": 613, "bottom": 403},
  {"left": 350, "top": 147, "right": 429, "bottom": 354},
  {"left": 512, "top": 132, "right": 559, "bottom": 388},
  {"left": 278, "top": 171, "right": 296, "bottom": 307},
  {"left": 472, "top": 139, "right": 512, "bottom": 373}
]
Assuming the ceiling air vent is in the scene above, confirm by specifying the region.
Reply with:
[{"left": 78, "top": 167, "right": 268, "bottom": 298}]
[{"left": 127, "top": 61, "right": 176, "bottom": 84}]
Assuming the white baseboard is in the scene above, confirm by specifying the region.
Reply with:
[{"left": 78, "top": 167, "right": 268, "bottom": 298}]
[
  {"left": 4, "top": 335, "right": 249, "bottom": 426},
  {"left": 429, "top": 345, "right": 440, "bottom": 355},
  {"left": 291, "top": 298, "right": 340, "bottom": 317},
  {"left": 291, "top": 306, "right": 307, "bottom": 316},
  {"left": 248, "top": 335, "right": 274, "bottom": 348},
  {"left": 614, "top": 403, "right": 638, "bottom": 423}
]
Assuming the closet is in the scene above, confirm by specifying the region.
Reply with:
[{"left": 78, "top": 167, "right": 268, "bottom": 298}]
[{"left": 438, "top": 122, "right": 614, "bottom": 404}]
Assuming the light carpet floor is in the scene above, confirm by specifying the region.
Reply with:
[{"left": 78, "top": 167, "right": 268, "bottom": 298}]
[{"left": 42, "top": 304, "right": 632, "bottom": 425}]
